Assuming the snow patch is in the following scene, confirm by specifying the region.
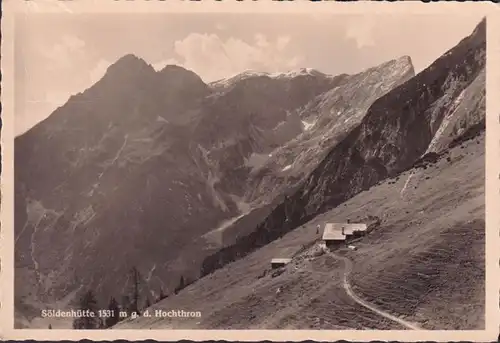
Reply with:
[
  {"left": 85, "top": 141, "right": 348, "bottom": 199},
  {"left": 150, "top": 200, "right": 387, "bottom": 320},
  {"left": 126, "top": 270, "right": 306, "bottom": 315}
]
[
  {"left": 202, "top": 212, "right": 250, "bottom": 248},
  {"left": 301, "top": 120, "right": 316, "bottom": 131},
  {"left": 156, "top": 116, "right": 169, "bottom": 124},
  {"left": 282, "top": 164, "right": 292, "bottom": 172},
  {"left": 245, "top": 152, "right": 270, "bottom": 170},
  {"left": 270, "top": 68, "right": 320, "bottom": 79},
  {"left": 209, "top": 68, "right": 327, "bottom": 89}
]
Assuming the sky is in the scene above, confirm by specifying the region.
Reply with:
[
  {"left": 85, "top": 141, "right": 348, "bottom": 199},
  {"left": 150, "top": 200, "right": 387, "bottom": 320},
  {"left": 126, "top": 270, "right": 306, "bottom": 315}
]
[{"left": 14, "top": 12, "right": 485, "bottom": 136}]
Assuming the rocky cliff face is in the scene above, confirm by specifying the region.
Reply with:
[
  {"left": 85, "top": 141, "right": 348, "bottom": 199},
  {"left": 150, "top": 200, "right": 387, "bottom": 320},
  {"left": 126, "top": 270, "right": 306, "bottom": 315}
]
[
  {"left": 190, "top": 69, "right": 347, "bottom": 199},
  {"left": 244, "top": 56, "right": 415, "bottom": 206},
  {"left": 200, "top": 19, "right": 485, "bottom": 276},
  {"left": 194, "top": 56, "right": 416, "bottom": 254}
]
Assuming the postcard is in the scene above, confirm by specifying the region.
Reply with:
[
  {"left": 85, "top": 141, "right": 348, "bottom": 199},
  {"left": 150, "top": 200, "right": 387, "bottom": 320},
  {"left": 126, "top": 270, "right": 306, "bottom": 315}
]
[{"left": 1, "top": 0, "right": 499, "bottom": 341}]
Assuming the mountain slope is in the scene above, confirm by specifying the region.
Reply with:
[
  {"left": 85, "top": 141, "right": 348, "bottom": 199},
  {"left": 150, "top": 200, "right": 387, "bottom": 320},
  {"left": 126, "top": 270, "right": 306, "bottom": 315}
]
[
  {"left": 188, "top": 56, "right": 415, "bottom": 259},
  {"left": 117, "top": 19, "right": 485, "bottom": 331},
  {"left": 116, "top": 131, "right": 484, "bottom": 330},
  {"left": 15, "top": 18, "right": 484, "bottom": 330},
  {"left": 14, "top": 56, "right": 240, "bottom": 323},
  {"left": 152, "top": 57, "right": 417, "bottom": 288},
  {"left": 189, "top": 69, "right": 348, "bottom": 199},
  {"left": 14, "top": 54, "right": 411, "bottom": 327},
  {"left": 199, "top": 18, "right": 485, "bottom": 276},
  {"left": 245, "top": 56, "right": 415, "bottom": 206}
]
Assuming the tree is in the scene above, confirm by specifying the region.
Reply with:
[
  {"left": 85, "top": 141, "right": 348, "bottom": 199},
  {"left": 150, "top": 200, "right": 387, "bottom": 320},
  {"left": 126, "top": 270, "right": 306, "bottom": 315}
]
[
  {"left": 155, "top": 287, "right": 165, "bottom": 302},
  {"left": 174, "top": 275, "right": 185, "bottom": 295},
  {"left": 144, "top": 297, "right": 151, "bottom": 310},
  {"left": 157, "top": 287, "right": 165, "bottom": 302},
  {"left": 129, "top": 267, "right": 141, "bottom": 314},
  {"left": 121, "top": 295, "right": 131, "bottom": 317},
  {"left": 104, "top": 297, "right": 120, "bottom": 328},
  {"left": 72, "top": 290, "right": 100, "bottom": 329}
]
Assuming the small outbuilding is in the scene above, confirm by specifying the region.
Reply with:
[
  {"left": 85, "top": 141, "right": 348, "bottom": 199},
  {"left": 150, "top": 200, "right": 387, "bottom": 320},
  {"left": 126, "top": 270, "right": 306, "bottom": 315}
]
[
  {"left": 271, "top": 258, "right": 292, "bottom": 269},
  {"left": 350, "top": 223, "right": 368, "bottom": 237}
]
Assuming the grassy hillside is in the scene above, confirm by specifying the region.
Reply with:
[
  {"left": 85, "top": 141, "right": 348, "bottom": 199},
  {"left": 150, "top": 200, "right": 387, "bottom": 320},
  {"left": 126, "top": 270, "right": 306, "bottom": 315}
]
[{"left": 116, "top": 131, "right": 484, "bottom": 330}]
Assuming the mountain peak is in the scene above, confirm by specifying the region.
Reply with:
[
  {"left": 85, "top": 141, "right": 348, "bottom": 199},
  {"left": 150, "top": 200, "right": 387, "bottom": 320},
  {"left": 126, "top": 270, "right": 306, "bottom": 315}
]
[
  {"left": 93, "top": 53, "right": 156, "bottom": 88},
  {"left": 471, "top": 17, "right": 486, "bottom": 38},
  {"left": 209, "top": 68, "right": 330, "bottom": 90},
  {"left": 157, "top": 64, "right": 208, "bottom": 89},
  {"left": 270, "top": 68, "right": 326, "bottom": 79},
  {"left": 398, "top": 55, "right": 413, "bottom": 65},
  {"left": 158, "top": 64, "right": 202, "bottom": 79},
  {"left": 159, "top": 64, "right": 191, "bottom": 73},
  {"left": 112, "top": 54, "right": 150, "bottom": 68},
  {"left": 381, "top": 55, "right": 415, "bottom": 77}
]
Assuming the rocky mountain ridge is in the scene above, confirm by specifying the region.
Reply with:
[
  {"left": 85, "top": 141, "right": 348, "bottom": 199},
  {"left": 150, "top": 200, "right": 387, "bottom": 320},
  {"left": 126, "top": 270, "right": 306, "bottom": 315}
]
[
  {"left": 200, "top": 18, "right": 485, "bottom": 277},
  {"left": 244, "top": 56, "right": 416, "bottom": 206}
]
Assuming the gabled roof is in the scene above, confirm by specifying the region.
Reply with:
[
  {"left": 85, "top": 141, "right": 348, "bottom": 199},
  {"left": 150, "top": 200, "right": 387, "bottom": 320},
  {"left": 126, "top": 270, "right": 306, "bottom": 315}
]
[
  {"left": 322, "top": 223, "right": 346, "bottom": 241},
  {"left": 322, "top": 223, "right": 368, "bottom": 239},
  {"left": 271, "top": 258, "right": 292, "bottom": 264}
]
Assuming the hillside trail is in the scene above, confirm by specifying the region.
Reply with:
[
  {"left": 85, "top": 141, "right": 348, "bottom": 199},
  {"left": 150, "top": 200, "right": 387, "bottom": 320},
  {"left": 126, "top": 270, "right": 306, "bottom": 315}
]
[{"left": 329, "top": 252, "right": 422, "bottom": 330}]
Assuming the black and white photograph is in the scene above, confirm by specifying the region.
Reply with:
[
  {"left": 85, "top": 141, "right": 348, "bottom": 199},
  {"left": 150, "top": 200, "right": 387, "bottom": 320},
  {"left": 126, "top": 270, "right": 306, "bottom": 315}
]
[{"left": 4, "top": 1, "right": 495, "bottom": 338}]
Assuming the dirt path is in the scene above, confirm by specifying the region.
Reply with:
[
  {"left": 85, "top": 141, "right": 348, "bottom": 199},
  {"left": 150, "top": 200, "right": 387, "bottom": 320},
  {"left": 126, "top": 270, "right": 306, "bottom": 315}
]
[{"left": 330, "top": 252, "right": 422, "bottom": 330}]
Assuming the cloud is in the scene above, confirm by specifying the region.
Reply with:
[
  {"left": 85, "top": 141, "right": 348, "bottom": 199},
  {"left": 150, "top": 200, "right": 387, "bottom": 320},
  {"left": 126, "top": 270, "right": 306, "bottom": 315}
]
[
  {"left": 277, "top": 36, "right": 291, "bottom": 51},
  {"left": 154, "top": 33, "right": 302, "bottom": 82},
  {"left": 345, "top": 16, "right": 377, "bottom": 49},
  {"left": 254, "top": 33, "right": 270, "bottom": 48},
  {"left": 41, "top": 34, "right": 87, "bottom": 71}
]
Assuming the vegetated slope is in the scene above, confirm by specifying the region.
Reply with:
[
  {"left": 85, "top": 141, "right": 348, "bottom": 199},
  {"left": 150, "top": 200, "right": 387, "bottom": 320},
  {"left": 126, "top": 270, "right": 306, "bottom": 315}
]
[
  {"left": 14, "top": 53, "right": 408, "bottom": 327},
  {"left": 116, "top": 131, "right": 484, "bottom": 330},
  {"left": 200, "top": 18, "right": 485, "bottom": 277}
]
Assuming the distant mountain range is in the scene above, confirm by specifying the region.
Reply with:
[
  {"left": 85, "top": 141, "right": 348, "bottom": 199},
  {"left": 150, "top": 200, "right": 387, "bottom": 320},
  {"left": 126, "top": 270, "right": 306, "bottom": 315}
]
[{"left": 14, "top": 18, "right": 485, "bottom": 329}]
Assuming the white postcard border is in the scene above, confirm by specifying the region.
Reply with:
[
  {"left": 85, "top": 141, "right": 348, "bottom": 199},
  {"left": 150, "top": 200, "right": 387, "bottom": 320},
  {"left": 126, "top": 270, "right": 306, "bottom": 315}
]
[{"left": 1, "top": 1, "right": 498, "bottom": 341}]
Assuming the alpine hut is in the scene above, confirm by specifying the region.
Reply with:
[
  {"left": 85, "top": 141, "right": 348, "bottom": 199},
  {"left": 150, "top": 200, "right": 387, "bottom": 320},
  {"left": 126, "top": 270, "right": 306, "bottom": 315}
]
[{"left": 322, "top": 223, "right": 347, "bottom": 248}]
